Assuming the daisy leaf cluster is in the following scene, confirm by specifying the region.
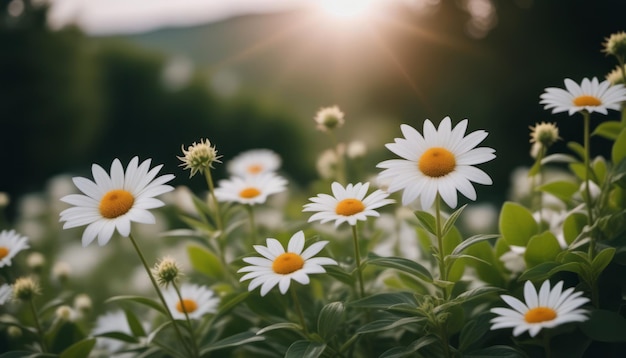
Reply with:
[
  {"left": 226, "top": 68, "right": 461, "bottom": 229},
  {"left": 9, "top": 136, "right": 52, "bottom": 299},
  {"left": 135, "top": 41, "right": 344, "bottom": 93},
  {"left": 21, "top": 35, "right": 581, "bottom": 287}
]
[{"left": 2, "top": 30, "right": 626, "bottom": 358}]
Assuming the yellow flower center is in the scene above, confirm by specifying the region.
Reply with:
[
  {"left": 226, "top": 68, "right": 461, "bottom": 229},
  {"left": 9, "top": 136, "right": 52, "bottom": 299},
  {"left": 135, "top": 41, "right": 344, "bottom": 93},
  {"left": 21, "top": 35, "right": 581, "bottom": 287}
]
[
  {"left": 0, "top": 247, "right": 8, "bottom": 259},
  {"left": 239, "top": 187, "right": 261, "bottom": 199},
  {"left": 573, "top": 95, "right": 602, "bottom": 107},
  {"left": 418, "top": 147, "right": 456, "bottom": 177},
  {"left": 335, "top": 198, "right": 365, "bottom": 216},
  {"left": 524, "top": 307, "right": 557, "bottom": 323},
  {"left": 272, "top": 252, "right": 304, "bottom": 274},
  {"left": 99, "top": 190, "right": 135, "bottom": 219},
  {"left": 176, "top": 298, "right": 198, "bottom": 314},
  {"left": 247, "top": 164, "right": 263, "bottom": 174}
]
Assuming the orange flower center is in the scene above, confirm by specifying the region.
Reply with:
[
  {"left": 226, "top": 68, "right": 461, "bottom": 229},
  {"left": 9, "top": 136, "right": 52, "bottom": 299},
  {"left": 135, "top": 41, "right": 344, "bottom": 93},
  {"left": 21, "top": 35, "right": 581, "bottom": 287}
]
[
  {"left": 524, "top": 307, "right": 557, "bottom": 323},
  {"left": 99, "top": 190, "right": 135, "bottom": 219},
  {"left": 0, "top": 247, "right": 8, "bottom": 259},
  {"left": 335, "top": 198, "right": 365, "bottom": 216},
  {"left": 176, "top": 298, "right": 198, "bottom": 314},
  {"left": 239, "top": 187, "right": 261, "bottom": 199},
  {"left": 247, "top": 164, "right": 263, "bottom": 174},
  {"left": 573, "top": 95, "right": 602, "bottom": 107},
  {"left": 418, "top": 147, "right": 456, "bottom": 177},
  {"left": 272, "top": 252, "right": 304, "bottom": 274}
]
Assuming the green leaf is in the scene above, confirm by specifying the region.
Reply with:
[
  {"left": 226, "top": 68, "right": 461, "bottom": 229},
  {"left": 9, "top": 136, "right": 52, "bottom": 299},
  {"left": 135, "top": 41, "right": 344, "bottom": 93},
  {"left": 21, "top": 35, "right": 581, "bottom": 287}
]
[
  {"left": 580, "top": 309, "right": 626, "bottom": 342},
  {"left": 285, "top": 340, "right": 326, "bottom": 358},
  {"left": 414, "top": 210, "right": 437, "bottom": 235},
  {"left": 451, "top": 234, "right": 499, "bottom": 256},
  {"left": 464, "top": 345, "right": 527, "bottom": 358},
  {"left": 317, "top": 302, "right": 345, "bottom": 340},
  {"left": 324, "top": 265, "right": 355, "bottom": 285},
  {"left": 569, "top": 162, "right": 587, "bottom": 181},
  {"left": 612, "top": 128, "right": 626, "bottom": 165},
  {"left": 256, "top": 322, "right": 303, "bottom": 336},
  {"left": 59, "top": 338, "right": 96, "bottom": 358},
  {"left": 592, "top": 120, "right": 622, "bottom": 140},
  {"left": 541, "top": 153, "right": 578, "bottom": 165},
  {"left": 442, "top": 204, "right": 467, "bottom": 237},
  {"left": 379, "top": 335, "right": 438, "bottom": 358},
  {"left": 499, "top": 202, "right": 538, "bottom": 246},
  {"left": 563, "top": 212, "right": 588, "bottom": 245},
  {"left": 105, "top": 295, "right": 167, "bottom": 316},
  {"left": 215, "top": 291, "right": 250, "bottom": 318},
  {"left": 349, "top": 292, "right": 417, "bottom": 310},
  {"left": 459, "top": 313, "right": 492, "bottom": 352},
  {"left": 46, "top": 321, "right": 86, "bottom": 354},
  {"left": 592, "top": 156, "right": 608, "bottom": 184},
  {"left": 200, "top": 331, "right": 265, "bottom": 354},
  {"left": 524, "top": 232, "right": 562, "bottom": 268},
  {"left": 356, "top": 317, "right": 426, "bottom": 335},
  {"left": 187, "top": 244, "right": 224, "bottom": 279},
  {"left": 123, "top": 308, "right": 146, "bottom": 338},
  {"left": 454, "top": 285, "right": 502, "bottom": 302},
  {"left": 537, "top": 180, "right": 579, "bottom": 202},
  {"left": 94, "top": 331, "right": 139, "bottom": 343},
  {"left": 366, "top": 253, "right": 433, "bottom": 283},
  {"left": 567, "top": 141, "right": 586, "bottom": 160},
  {"left": 518, "top": 261, "right": 582, "bottom": 281},
  {"left": 591, "top": 247, "right": 616, "bottom": 276}
]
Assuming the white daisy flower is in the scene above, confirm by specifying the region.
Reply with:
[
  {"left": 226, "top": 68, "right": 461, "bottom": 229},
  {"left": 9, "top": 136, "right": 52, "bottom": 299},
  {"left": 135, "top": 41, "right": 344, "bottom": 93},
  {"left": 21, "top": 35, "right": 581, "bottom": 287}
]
[
  {"left": 227, "top": 149, "right": 282, "bottom": 177},
  {"left": 0, "top": 284, "right": 12, "bottom": 304},
  {"left": 377, "top": 117, "right": 496, "bottom": 208},
  {"left": 163, "top": 283, "right": 220, "bottom": 320},
  {"left": 214, "top": 173, "right": 287, "bottom": 205},
  {"left": 0, "top": 229, "right": 29, "bottom": 268},
  {"left": 59, "top": 157, "right": 175, "bottom": 247},
  {"left": 490, "top": 280, "right": 590, "bottom": 337},
  {"left": 540, "top": 77, "right": 626, "bottom": 115},
  {"left": 303, "top": 182, "right": 394, "bottom": 227},
  {"left": 238, "top": 230, "right": 337, "bottom": 296}
]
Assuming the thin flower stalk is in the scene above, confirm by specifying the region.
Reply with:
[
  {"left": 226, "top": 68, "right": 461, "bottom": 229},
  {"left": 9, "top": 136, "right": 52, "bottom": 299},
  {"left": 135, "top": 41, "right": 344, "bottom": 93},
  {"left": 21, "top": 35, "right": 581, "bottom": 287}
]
[
  {"left": 28, "top": 299, "right": 48, "bottom": 353},
  {"left": 128, "top": 233, "right": 195, "bottom": 358},
  {"left": 172, "top": 281, "right": 199, "bottom": 357},
  {"left": 434, "top": 195, "right": 449, "bottom": 300},
  {"left": 351, "top": 224, "right": 365, "bottom": 298}
]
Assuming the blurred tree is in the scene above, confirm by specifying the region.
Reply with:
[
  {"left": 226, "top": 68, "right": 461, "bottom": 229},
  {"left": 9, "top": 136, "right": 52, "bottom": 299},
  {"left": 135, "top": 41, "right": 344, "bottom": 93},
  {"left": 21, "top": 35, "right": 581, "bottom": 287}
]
[{"left": 0, "top": 0, "right": 104, "bottom": 198}]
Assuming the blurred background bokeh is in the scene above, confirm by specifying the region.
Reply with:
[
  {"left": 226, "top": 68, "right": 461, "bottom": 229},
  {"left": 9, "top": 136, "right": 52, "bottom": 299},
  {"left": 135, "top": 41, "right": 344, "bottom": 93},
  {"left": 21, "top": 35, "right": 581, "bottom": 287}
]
[{"left": 2, "top": 0, "right": 625, "bottom": 220}]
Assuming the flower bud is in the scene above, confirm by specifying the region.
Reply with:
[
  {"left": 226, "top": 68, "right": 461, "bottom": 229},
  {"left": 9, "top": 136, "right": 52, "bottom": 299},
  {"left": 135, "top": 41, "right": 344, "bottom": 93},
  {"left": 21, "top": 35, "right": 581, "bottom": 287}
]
[
  {"left": 13, "top": 276, "right": 41, "bottom": 301},
  {"left": 314, "top": 106, "right": 345, "bottom": 132},
  {"left": 178, "top": 139, "right": 222, "bottom": 178}
]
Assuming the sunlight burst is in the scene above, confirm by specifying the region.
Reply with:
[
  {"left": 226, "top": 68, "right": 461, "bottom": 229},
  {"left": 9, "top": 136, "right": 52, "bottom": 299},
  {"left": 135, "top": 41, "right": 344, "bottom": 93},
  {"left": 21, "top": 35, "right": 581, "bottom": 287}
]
[{"left": 318, "top": 0, "right": 378, "bottom": 19}]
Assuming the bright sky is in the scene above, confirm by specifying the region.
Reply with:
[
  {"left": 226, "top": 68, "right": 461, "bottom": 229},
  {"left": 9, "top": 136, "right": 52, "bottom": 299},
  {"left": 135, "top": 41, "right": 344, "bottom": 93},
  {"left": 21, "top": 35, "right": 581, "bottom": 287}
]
[{"left": 47, "top": 0, "right": 313, "bottom": 35}]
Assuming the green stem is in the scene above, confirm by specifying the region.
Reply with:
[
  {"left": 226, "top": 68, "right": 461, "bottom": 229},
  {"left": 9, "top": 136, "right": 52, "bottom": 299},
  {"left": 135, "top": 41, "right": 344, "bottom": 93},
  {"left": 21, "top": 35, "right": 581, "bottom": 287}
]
[
  {"left": 246, "top": 204, "right": 257, "bottom": 245},
  {"left": 203, "top": 168, "right": 223, "bottom": 231},
  {"left": 291, "top": 289, "right": 309, "bottom": 336},
  {"left": 531, "top": 145, "right": 546, "bottom": 226},
  {"left": 172, "top": 282, "right": 199, "bottom": 357},
  {"left": 435, "top": 195, "right": 449, "bottom": 300},
  {"left": 614, "top": 56, "right": 626, "bottom": 125},
  {"left": 28, "top": 299, "right": 48, "bottom": 353},
  {"left": 328, "top": 131, "right": 347, "bottom": 185},
  {"left": 582, "top": 112, "right": 595, "bottom": 260},
  {"left": 543, "top": 331, "right": 552, "bottom": 358},
  {"left": 351, "top": 224, "right": 365, "bottom": 298},
  {"left": 128, "top": 233, "right": 195, "bottom": 358},
  {"left": 203, "top": 168, "right": 236, "bottom": 286}
]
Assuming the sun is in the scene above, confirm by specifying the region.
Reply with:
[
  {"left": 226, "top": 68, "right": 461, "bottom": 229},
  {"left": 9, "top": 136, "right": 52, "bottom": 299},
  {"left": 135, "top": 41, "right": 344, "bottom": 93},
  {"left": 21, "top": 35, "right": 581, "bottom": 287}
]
[{"left": 318, "top": 0, "right": 379, "bottom": 19}]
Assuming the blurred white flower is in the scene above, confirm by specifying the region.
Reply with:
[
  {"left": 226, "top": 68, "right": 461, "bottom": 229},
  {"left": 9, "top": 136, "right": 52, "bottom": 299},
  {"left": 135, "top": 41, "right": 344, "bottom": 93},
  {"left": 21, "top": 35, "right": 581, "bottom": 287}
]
[{"left": 227, "top": 149, "right": 282, "bottom": 177}]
